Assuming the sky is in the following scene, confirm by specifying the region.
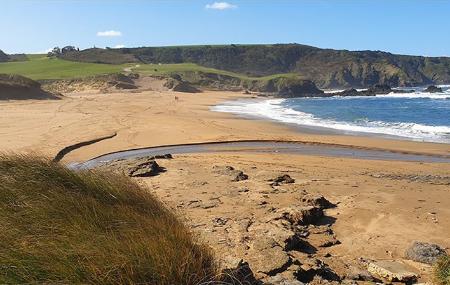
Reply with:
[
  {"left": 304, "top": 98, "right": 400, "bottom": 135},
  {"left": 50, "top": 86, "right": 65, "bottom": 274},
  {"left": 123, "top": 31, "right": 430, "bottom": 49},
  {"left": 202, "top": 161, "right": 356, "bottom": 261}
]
[{"left": 1, "top": 0, "right": 450, "bottom": 56}]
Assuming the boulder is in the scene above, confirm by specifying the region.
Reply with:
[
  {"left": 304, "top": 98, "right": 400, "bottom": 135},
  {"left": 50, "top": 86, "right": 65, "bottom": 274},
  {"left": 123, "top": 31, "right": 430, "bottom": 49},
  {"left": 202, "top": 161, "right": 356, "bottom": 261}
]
[
  {"left": 233, "top": 171, "right": 249, "bottom": 182},
  {"left": 301, "top": 194, "right": 335, "bottom": 209},
  {"left": 367, "top": 261, "right": 417, "bottom": 282},
  {"left": 424, "top": 85, "right": 443, "bottom": 93},
  {"left": 405, "top": 241, "right": 447, "bottom": 264},
  {"left": 270, "top": 174, "right": 295, "bottom": 186},
  {"left": 127, "top": 160, "right": 163, "bottom": 177},
  {"left": 280, "top": 206, "right": 324, "bottom": 226}
]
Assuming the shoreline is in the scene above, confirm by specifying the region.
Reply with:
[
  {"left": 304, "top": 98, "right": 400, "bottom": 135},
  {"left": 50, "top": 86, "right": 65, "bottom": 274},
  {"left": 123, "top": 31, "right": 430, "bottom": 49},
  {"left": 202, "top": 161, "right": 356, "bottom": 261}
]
[
  {"left": 0, "top": 90, "right": 449, "bottom": 163},
  {"left": 212, "top": 95, "right": 450, "bottom": 144},
  {"left": 1, "top": 88, "right": 449, "bottom": 283}
]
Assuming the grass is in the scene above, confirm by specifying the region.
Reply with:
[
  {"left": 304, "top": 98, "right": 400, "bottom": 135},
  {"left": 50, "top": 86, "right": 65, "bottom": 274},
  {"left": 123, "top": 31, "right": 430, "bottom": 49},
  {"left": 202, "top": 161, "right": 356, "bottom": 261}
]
[
  {"left": 0, "top": 54, "right": 297, "bottom": 82},
  {"left": 0, "top": 154, "right": 218, "bottom": 284},
  {"left": 0, "top": 54, "right": 129, "bottom": 80},
  {"left": 135, "top": 62, "right": 297, "bottom": 81},
  {"left": 434, "top": 255, "right": 450, "bottom": 285}
]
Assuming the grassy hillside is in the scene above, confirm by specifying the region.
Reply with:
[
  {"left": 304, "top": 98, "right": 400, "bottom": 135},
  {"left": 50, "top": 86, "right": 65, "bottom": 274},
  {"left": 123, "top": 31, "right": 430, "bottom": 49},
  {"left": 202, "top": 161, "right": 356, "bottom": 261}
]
[
  {"left": 59, "top": 44, "right": 450, "bottom": 88},
  {"left": 0, "top": 154, "right": 217, "bottom": 284},
  {"left": 0, "top": 54, "right": 128, "bottom": 80}
]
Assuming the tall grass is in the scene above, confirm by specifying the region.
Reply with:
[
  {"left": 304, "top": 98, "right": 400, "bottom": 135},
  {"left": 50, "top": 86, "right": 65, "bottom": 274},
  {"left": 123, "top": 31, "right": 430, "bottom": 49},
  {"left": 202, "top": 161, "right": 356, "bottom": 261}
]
[
  {"left": 434, "top": 255, "right": 450, "bottom": 285},
  {"left": 0, "top": 154, "right": 217, "bottom": 284}
]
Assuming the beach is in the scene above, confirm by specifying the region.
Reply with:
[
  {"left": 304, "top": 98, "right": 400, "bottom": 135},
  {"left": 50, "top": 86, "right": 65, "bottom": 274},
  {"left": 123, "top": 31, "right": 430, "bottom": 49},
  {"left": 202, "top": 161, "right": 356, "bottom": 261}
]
[{"left": 1, "top": 89, "right": 449, "bottom": 281}]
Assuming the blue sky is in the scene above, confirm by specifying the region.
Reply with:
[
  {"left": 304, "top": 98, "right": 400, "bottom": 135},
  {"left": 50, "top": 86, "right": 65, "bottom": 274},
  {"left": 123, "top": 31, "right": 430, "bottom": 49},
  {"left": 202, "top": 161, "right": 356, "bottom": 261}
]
[{"left": 1, "top": 0, "right": 449, "bottom": 56}]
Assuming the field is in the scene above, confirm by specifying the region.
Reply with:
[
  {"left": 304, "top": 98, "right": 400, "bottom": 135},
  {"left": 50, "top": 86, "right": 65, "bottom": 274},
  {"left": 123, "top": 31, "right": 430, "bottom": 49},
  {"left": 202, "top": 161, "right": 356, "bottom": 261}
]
[
  {"left": 0, "top": 54, "right": 297, "bottom": 82},
  {"left": 0, "top": 55, "right": 128, "bottom": 80}
]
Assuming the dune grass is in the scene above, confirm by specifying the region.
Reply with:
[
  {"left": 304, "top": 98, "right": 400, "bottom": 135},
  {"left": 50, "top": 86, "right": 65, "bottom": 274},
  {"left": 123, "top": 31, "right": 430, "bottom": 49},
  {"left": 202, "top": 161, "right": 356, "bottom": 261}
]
[
  {"left": 0, "top": 154, "right": 217, "bottom": 284},
  {"left": 0, "top": 55, "right": 128, "bottom": 80},
  {"left": 434, "top": 255, "right": 450, "bottom": 285}
]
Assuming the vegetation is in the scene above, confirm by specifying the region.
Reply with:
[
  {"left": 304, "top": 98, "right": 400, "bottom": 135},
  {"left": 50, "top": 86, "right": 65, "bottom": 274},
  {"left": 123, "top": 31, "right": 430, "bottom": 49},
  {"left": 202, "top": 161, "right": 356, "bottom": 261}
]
[
  {"left": 0, "top": 74, "right": 60, "bottom": 100},
  {"left": 58, "top": 44, "right": 450, "bottom": 88},
  {"left": 0, "top": 154, "right": 217, "bottom": 284},
  {"left": 0, "top": 54, "right": 128, "bottom": 80},
  {"left": 434, "top": 255, "right": 450, "bottom": 285}
]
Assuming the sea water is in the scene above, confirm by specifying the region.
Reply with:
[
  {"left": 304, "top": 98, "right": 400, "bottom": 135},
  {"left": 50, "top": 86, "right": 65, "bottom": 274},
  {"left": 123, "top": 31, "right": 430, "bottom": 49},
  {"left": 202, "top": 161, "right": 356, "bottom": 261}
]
[{"left": 212, "top": 85, "right": 450, "bottom": 143}]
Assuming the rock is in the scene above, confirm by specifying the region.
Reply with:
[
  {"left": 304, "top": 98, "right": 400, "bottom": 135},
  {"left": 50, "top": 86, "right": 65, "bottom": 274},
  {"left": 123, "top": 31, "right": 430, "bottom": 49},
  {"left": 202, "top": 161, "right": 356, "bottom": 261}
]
[
  {"left": 266, "top": 274, "right": 305, "bottom": 285},
  {"left": 214, "top": 165, "right": 249, "bottom": 182},
  {"left": 301, "top": 194, "right": 335, "bottom": 209},
  {"left": 248, "top": 237, "right": 292, "bottom": 276},
  {"left": 367, "top": 261, "right": 418, "bottom": 282},
  {"left": 424, "top": 85, "right": 443, "bottom": 93},
  {"left": 270, "top": 174, "right": 295, "bottom": 186},
  {"left": 405, "top": 241, "right": 447, "bottom": 264},
  {"left": 279, "top": 206, "right": 324, "bottom": 225},
  {"left": 153, "top": 153, "right": 173, "bottom": 159},
  {"left": 233, "top": 171, "right": 249, "bottom": 182},
  {"left": 220, "top": 260, "right": 261, "bottom": 285},
  {"left": 127, "top": 160, "right": 163, "bottom": 177},
  {"left": 296, "top": 258, "right": 340, "bottom": 283},
  {"left": 346, "top": 266, "right": 376, "bottom": 281}
]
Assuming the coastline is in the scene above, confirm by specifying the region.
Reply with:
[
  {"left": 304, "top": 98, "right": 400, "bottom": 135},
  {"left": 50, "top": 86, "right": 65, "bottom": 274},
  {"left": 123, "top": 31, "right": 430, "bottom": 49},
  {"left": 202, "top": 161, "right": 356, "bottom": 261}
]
[
  {"left": 1, "top": 89, "right": 449, "bottom": 282},
  {"left": 0, "top": 89, "right": 449, "bottom": 163}
]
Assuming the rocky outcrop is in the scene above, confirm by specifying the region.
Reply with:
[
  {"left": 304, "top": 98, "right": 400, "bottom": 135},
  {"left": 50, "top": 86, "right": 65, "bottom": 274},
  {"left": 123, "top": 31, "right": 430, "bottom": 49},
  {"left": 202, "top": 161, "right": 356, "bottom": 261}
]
[
  {"left": 334, "top": 84, "right": 415, "bottom": 97},
  {"left": 424, "top": 85, "right": 443, "bottom": 93},
  {"left": 128, "top": 160, "right": 164, "bottom": 177},
  {"left": 164, "top": 77, "right": 202, "bottom": 93},
  {"left": 367, "top": 261, "right": 418, "bottom": 283},
  {"left": 95, "top": 155, "right": 170, "bottom": 177},
  {"left": 405, "top": 241, "right": 447, "bottom": 264},
  {"left": 0, "top": 50, "right": 9, "bottom": 62},
  {"left": 269, "top": 174, "right": 295, "bottom": 186},
  {"left": 245, "top": 77, "right": 324, "bottom": 98},
  {"left": 41, "top": 73, "right": 139, "bottom": 93},
  {"left": 0, "top": 74, "right": 60, "bottom": 100}
]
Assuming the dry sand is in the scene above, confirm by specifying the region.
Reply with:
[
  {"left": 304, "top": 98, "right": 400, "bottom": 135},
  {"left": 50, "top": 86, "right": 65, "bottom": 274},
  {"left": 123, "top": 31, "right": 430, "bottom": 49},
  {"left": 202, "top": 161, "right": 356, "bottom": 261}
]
[{"left": 1, "top": 89, "right": 449, "bottom": 282}]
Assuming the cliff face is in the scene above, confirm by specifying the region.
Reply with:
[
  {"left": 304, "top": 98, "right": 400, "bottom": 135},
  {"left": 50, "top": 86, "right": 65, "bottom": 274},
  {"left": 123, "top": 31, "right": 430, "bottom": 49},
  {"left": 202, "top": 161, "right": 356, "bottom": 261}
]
[
  {"left": 0, "top": 50, "right": 9, "bottom": 62},
  {"left": 59, "top": 44, "right": 450, "bottom": 89}
]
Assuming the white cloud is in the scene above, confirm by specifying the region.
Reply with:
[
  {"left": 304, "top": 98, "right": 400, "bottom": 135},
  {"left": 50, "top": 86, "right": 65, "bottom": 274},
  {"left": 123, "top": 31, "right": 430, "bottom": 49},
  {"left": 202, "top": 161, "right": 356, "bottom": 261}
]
[
  {"left": 113, "top": 44, "right": 126, "bottom": 49},
  {"left": 205, "top": 2, "right": 237, "bottom": 10},
  {"left": 97, "top": 30, "right": 122, "bottom": 37}
]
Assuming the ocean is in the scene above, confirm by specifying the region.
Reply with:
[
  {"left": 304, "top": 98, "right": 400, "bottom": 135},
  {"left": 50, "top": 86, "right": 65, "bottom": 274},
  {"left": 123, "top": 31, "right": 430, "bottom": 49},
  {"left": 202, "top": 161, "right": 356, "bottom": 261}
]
[{"left": 212, "top": 85, "right": 450, "bottom": 143}]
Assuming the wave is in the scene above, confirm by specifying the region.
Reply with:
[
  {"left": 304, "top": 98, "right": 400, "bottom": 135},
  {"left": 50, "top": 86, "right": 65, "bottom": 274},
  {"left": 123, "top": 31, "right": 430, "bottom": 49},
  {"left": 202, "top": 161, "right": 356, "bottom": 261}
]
[
  {"left": 374, "top": 92, "right": 450, "bottom": 99},
  {"left": 212, "top": 99, "right": 450, "bottom": 143}
]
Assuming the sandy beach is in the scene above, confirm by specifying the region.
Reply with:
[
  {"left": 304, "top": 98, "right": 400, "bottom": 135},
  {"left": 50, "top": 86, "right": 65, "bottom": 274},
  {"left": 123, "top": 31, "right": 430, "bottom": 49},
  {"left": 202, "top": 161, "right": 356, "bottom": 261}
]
[{"left": 1, "top": 89, "right": 449, "bottom": 282}]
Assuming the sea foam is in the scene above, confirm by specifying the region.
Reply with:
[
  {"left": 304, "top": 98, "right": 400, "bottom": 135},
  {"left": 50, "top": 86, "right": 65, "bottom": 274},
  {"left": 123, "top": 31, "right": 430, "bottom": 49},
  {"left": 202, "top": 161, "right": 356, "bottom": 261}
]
[{"left": 212, "top": 98, "right": 450, "bottom": 143}]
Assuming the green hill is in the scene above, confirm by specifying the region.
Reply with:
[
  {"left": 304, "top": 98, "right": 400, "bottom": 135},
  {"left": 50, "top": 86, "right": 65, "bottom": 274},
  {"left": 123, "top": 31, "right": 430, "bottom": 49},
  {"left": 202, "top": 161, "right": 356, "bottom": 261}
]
[
  {"left": 0, "top": 54, "right": 127, "bottom": 80},
  {"left": 59, "top": 44, "right": 450, "bottom": 88}
]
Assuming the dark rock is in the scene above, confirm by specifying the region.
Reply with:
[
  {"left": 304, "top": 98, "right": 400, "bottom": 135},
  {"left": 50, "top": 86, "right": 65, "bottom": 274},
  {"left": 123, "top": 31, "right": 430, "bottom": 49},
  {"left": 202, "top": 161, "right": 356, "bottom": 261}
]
[
  {"left": 424, "top": 85, "right": 443, "bottom": 93},
  {"left": 301, "top": 194, "right": 336, "bottom": 209},
  {"left": 127, "top": 160, "right": 163, "bottom": 177},
  {"left": 335, "top": 84, "right": 415, "bottom": 97},
  {"left": 153, "top": 153, "right": 173, "bottom": 159},
  {"left": 233, "top": 171, "right": 249, "bottom": 182},
  {"left": 221, "top": 260, "right": 262, "bottom": 285},
  {"left": 405, "top": 241, "right": 447, "bottom": 264},
  {"left": 270, "top": 174, "right": 295, "bottom": 186}
]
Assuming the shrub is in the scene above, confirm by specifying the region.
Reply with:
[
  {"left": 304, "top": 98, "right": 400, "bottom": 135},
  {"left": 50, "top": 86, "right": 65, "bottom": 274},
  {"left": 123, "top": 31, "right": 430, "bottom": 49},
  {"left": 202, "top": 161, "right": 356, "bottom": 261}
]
[
  {"left": 434, "top": 255, "right": 450, "bottom": 285},
  {"left": 0, "top": 154, "right": 217, "bottom": 284}
]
